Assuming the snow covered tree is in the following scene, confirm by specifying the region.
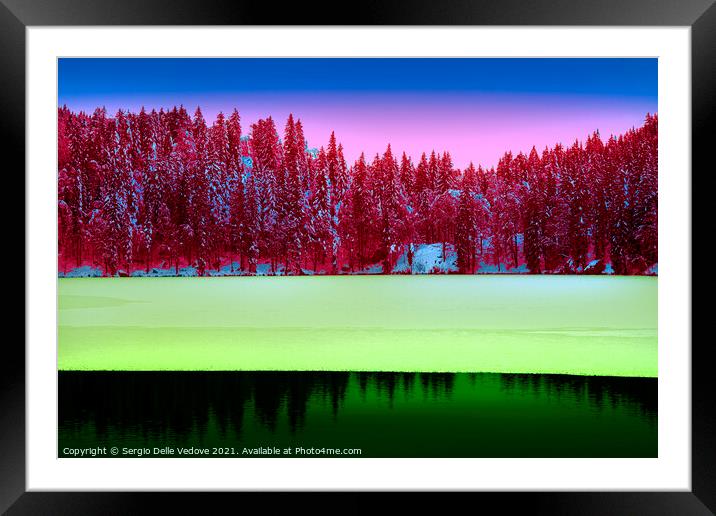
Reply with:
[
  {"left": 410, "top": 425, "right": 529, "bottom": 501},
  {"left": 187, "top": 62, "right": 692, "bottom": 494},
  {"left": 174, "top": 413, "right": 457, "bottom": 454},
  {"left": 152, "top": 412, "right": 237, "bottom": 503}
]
[
  {"left": 561, "top": 141, "right": 591, "bottom": 272},
  {"left": 436, "top": 152, "right": 456, "bottom": 194},
  {"left": 414, "top": 152, "right": 433, "bottom": 244},
  {"left": 340, "top": 154, "right": 374, "bottom": 270},
  {"left": 98, "top": 110, "right": 135, "bottom": 275},
  {"left": 455, "top": 164, "right": 478, "bottom": 273},
  {"left": 376, "top": 145, "right": 408, "bottom": 272},
  {"left": 635, "top": 114, "right": 658, "bottom": 270},
  {"left": 280, "top": 114, "right": 306, "bottom": 274},
  {"left": 249, "top": 116, "right": 281, "bottom": 271},
  {"left": 57, "top": 105, "right": 658, "bottom": 277},
  {"left": 227, "top": 109, "right": 244, "bottom": 271},
  {"left": 522, "top": 147, "right": 543, "bottom": 273},
  {"left": 585, "top": 131, "right": 609, "bottom": 269},
  {"left": 308, "top": 148, "right": 333, "bottom": 271}
]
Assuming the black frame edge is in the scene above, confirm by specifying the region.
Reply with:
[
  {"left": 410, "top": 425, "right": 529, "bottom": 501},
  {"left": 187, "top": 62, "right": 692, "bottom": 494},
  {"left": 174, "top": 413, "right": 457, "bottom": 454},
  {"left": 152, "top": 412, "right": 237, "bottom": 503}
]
[
  {"left": 0, "top": 0, "right": 714, "bottom": 26},
  {"left": 1, "top": 0, "right": 26, "bottom": 514},
  {"left": 691, "top": 0, "right": 716, "bottom": 513},
  {"left": 7, "top": 0, "right": 713, "bottom": 513}
]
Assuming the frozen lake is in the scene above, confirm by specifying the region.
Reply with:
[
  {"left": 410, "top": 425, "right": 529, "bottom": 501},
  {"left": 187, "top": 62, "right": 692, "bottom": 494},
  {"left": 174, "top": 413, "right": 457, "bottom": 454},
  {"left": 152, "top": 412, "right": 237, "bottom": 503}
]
[{"left": 58, "top": 276, "right": 657, "bottom": 376}]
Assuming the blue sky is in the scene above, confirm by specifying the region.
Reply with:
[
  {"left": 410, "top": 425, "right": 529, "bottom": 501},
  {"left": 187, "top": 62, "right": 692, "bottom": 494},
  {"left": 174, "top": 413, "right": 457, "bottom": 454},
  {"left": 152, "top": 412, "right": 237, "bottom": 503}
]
[{"left": 59, "top": 58, "right": 657, "bottom": 98}]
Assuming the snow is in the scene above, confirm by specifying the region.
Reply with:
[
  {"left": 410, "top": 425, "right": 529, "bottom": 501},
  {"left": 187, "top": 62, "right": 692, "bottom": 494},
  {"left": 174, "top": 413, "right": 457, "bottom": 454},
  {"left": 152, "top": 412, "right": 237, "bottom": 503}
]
[
  {"left": 393, "top": 243, "right": 457, "bottom": 274},
  {"left": 584, "top": 259, "right": 604, "bottom": 274},
  {"left": 130, "top": 267, "right": 196, "bottom": 277},
  {"left": 57, "top": 256, "right": 649, "bottom": 278},
  {"left": 475, "top": 261, "right": 528, "bottom": 274},
  {"left": 355, "top": 263, "right": 384, "bottom": 275},
  {"left": 256, "top": 263, "right": 286, "bottom": 276},
  {"left": 127, "top": 262, "right": 315, "bottom": 277},
  {"left": 255, "top": 263, "right": 272, "bottom": 276},
  {"left": 60, "top": 266, "right": 103, "bottom": 278},
  {"left": 477, "top": 261, "right": 502, "bottom": 273},
  {"left": 209, "top": 262, "right": 243, "bottom": 276}
]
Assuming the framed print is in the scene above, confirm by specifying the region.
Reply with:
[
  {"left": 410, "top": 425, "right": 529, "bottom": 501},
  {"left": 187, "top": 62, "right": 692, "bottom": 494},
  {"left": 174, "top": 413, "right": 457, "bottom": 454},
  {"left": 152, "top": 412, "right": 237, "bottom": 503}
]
[{"left": 5, "top": 0, "right": 712, "bottom": 513}]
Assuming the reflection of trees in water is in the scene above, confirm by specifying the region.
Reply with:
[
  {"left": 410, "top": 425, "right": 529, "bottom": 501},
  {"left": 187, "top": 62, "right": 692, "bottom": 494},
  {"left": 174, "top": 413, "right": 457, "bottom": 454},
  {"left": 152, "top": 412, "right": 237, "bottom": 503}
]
[
  {"left": 356, "top": 372, "right": 453, "bottom": 406},
  {"left": 59, "top": 371, "right": 656, "bottom": 442},
  {"left": 418, "top": 373, "right": 455, "bottom": 400},
  {"left": 59, "top": 372, "right": 255, "bottom": 441},
  {"left": 498, "top": 373, "right": 657, "bottom": 420},
  {"left": 59, "top": 372, "right": 351, "bottom": 438}
]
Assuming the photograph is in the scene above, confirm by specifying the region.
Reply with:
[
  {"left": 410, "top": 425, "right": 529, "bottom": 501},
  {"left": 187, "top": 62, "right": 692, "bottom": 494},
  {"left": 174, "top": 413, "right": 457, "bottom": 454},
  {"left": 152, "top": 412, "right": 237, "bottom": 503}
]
[{"left": 56, "top": 57, "right": 658, "bottom": 459}]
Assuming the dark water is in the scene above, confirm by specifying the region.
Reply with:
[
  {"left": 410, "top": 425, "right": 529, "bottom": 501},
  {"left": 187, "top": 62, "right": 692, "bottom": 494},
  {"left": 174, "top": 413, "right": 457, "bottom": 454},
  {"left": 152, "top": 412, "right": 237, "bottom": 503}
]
[{"left": 58, "top": 371, "right": 657, "bottom": 458}]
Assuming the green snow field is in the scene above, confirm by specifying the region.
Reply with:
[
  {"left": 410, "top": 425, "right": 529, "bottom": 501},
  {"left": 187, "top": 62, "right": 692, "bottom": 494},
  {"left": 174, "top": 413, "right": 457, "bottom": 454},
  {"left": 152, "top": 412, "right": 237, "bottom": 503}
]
[{"left": 57, "top": 276, "right": 657, "bottom": 376}]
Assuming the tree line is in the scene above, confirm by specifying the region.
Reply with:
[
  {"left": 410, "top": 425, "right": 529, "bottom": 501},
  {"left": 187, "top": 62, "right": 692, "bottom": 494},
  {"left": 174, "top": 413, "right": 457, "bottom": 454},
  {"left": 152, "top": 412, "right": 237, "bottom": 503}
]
[{"left": 58, "top": 106, "right": 657, "bottom": 275}]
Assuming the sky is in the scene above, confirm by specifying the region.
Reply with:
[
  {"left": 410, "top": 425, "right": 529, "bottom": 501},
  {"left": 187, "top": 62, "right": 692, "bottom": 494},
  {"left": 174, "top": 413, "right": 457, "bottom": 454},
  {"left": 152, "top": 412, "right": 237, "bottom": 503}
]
[{"left": 58, "top": 58, "right": 657, "bottom": 169}]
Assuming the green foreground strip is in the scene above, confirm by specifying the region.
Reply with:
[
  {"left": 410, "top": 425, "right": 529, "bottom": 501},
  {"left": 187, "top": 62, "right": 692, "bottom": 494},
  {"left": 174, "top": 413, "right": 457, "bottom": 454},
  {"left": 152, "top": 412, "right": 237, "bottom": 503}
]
[{"left": 58, "top": 276, "right": 657, "bottom": 377}]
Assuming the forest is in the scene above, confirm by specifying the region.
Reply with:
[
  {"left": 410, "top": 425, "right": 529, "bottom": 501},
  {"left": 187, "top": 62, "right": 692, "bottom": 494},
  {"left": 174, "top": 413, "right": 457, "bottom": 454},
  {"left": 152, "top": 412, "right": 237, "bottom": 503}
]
[{"left": 58, "top": 106, "right": 657, "bottom": 276}]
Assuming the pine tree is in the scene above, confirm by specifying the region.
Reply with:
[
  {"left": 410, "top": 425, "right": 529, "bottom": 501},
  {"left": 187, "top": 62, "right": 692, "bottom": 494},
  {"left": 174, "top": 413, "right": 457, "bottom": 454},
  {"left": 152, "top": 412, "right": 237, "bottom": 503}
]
[
  {"left": 540, "top": 145, "right": 565, "bottom": 272},
  {"left": 325, "top": 131, "right": 343, "bottom": 273},
  {"left": 208, "top": 111, "right": 231, "bottom": 269},
  {"left": 309, "top": 148, "right": 332, "bottom": 272},
  {"left": 522, "top": 147, "right": 543, "bottom": 273},
  {"left": 455, "top": 164, "right": 478, "bottom": 273},
  {"left": 281, "top": 114, "right": 305, "bottom": 274},
  {"left": 57, "top": 105, "right": 658, "bottom": 277},
  {"left": 134, "top": 107, "right": 162, "bottom": 271},
  {"left": 580, "top": 131, "right": 606, "bottom": 272},
  {"left": 242, "top": 174, "right": 260, "bottom": 273},
  {"left": 189, "top": 107, "right": 212, "bottom": 274},
  {"left": 562, "top": 141, "right": 591, "bottom": 272},
  {"left": 436, "top": 152, "right": 456, "bottom": 194},
  {"left": 399, "top": 152, "right": 418, "bottom": 271},
  {"left": 414, "top": 152, "right": 433, "bottom": 243},
  {"left": 343, "top": 154, "right": 374, "bottom": 270},
  {"left": 227, "top": 109, "right": 244, "bottom": 271},
  {"left": 636, "top": 114, "right": 658, "bottom": 270},
  {"left": 294, "top": 119, "right": 312, "bottom": 269},
  {"left": 400, "top": 152, "right": 415, "bottom": 200},
  {"left": 249, "top": 117, "right": 281, "bottom": 272},
  {"left": 99, "top": 110, "right": 135, "bottom": 275},
  {"left": 493, "top": 152, "right": 521, "bottom": 270},
  {"left": 377, "top": 145, "right": 408, "bottom": 272}
]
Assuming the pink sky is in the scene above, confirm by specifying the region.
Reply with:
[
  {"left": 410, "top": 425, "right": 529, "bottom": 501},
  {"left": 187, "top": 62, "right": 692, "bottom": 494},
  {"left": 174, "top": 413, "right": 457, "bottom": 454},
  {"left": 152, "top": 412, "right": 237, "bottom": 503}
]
[{"left": 65, "top": 92, "right": 656, "bottom": 169}]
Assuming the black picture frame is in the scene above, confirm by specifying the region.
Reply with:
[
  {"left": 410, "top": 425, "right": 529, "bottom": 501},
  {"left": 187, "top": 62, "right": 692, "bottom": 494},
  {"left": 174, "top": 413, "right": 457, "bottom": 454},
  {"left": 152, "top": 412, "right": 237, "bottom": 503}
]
[{"left": 4, "top": 0, "right": 710, "bottom": 512}]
